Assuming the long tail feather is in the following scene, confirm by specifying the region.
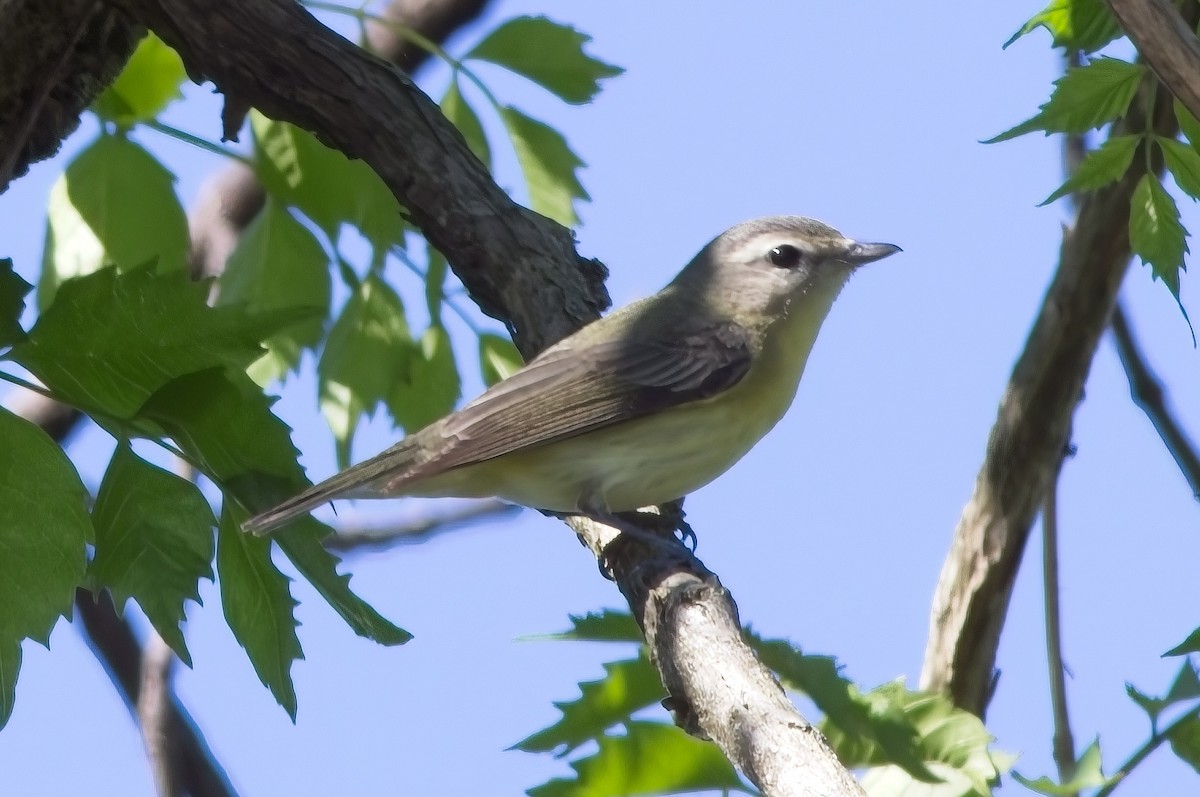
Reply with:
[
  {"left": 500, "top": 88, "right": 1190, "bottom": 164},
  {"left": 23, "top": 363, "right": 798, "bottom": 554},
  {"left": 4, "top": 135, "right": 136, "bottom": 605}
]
[{"left": 241, "top": 438, "right": 424, "bottom": 536}]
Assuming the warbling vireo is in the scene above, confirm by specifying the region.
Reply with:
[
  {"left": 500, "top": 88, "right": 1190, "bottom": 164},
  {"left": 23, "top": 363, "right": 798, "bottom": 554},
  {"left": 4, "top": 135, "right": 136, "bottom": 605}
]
[{"left": 243, "top": 216, "right": 899, "bottom": 535}]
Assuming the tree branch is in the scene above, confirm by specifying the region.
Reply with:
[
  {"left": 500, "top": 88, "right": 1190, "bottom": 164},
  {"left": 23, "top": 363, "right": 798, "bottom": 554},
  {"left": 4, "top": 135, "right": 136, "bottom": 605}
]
[
  {"left": 1108, "top": 0, "right": 1200, "bottom": 123},
  {"left": 1110, "top": 302, "right": 1200, "bottom": 500},
  {"left": 0, "top": 0, "right": 142, "bottom": 191},
  {"left": 323, "top": 499, "right": 519, "bottom": 551},
  {"left": 75, "top": 590, "right": 238, "bottom": 797},
  {"left": 919, "top": 49, "right": 1188, "bottom": 715},
  {"left": 111, "top": 0, "right": 609, "bottom": 358},
  {"left": 106, "top": 0, "right": 863, "bottom": 792}
]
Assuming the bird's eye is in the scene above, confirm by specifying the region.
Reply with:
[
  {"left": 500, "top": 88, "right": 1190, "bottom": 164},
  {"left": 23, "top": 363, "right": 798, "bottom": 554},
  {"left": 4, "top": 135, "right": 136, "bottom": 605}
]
[{"left": 768, "top": 244, "right": 804, "bottom": 268}]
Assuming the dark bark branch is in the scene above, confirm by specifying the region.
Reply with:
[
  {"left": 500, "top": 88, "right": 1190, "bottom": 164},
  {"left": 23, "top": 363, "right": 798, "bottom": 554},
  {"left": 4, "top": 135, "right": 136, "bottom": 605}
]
[
  {"left": 0, "top": 0, "right": 142, "bottom": 190},
  {"left": 1109, "top": 0, "right": 1200, "bottom": 122},
  {"left": 919, "top": 38, "right": 1191, "bottom": 715},
  {"left": 1110, "top": 303, "right": 1200, "bottom": 500},
  {"left": 75, "top": 590, "right": 238, "bottom": 797},
  {"left": 111, "top": 0, "right": 609, "bottom": 358},
  {"left": 105, "top": 0, "right": 861, "bottom": 792}
]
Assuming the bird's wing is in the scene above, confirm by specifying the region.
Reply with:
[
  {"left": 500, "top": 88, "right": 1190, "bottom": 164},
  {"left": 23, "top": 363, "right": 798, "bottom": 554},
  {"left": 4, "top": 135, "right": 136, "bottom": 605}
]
[
  {"left": 242, "top": 322, "right": 752, "bottom": 535},
  {"left": 390, "top": 322, "right": 754, "bottom": 487}
]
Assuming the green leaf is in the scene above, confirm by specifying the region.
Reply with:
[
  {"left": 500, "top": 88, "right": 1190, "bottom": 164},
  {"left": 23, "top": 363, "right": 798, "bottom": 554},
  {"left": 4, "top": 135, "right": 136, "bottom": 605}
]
[
  {"left": 528, "top": 721, "right": 746, "bottom": 797},
  {"left": 424, "top": 243, "right": 448, "bottom": 324},
  {"left": 90, "top": 444, "right": 216, "bottom": 665},
  {"left": 499, "top": 106, "right": 589, "bottom": 226},
  {"left": 1169, "top": 714, "right": 1200, "bottom": 774},
  {"left": 1167, "top": 627, "right": 1200, "bottom": 657},
  {"left": 318, "top": 275, "right": 413, "bottom": 467},
  {"left": 274, "top": 517, "right": 411, "bottom": 646},
  {"left": 140, "top": 369, "right": 304, "bottom": 487},
  {"left": 141, "top": 369, "right": 410, "bottom": 646},
  {"left": 537, "top": 610, "right": 643, "bottom": 643},
  {"left": 1127, "top": 660, "right": 1200, "bottom": 731},
  {"left": 1040, "top": 134, "right": 1140, "bottom": 205},
  {"left": 252, "top": 113, "right": 404, "bottom": 249},
  {"left": 218, "top": 200, "right": 331, "bottom": 384},
  {"left": 216, "top": 506, "right": 301, "bottom": 719},
  {"left": 1176, "top": 98, "right": 1200, "bottom": 150},
  {"left": 1004, "top": 0, "right": 1121, "bottom": 53},
  {"left": 478, "top": 332, "right": 523, "bottom": 386},
  {"left": 388, "top": 324, "right": 460, "bottom": 433},
  {"left": 988, "top": 58, "right": 1144, "bottom": 143},
  {"left": 13, "top": 266, "right": 308, "bottom": 419},
  {"left": 467, "top": 15, "right": 622, "bottom": 105},
  {"left": 753, "top": 638, "right": 935, "bottom": 782},
  {"left": 1129, "top": 172, "right": 1189, "bottom": 300},
  {"left": 0, "top": 258, "right": 31, "bottom": 348},
  {"left": 93, "top": 33, "right": 186, "bottom": 125},
  {"left": 515, "top": 655, "right": 663, "bottom": 754},
  {"left": 0, "top": 641, "right": 19, "bottom": 729},
  {"left": 1161, "top": 137, "right": 1200, "bottom": 200},
  {"left": 823, "top": 681, "right": 1001, "bottom": 796},
  {"left": 39, "top": 135, "right": 189, "bottom": 309},
  {"left": 0, "top": 406, "right": 90, "bottom": 719},
  {"left": 441, "top": 78, "right": 491, "bottom": 168},
  {"left": 1013, "top": 738, "right": 1113, "bottom": 795}
]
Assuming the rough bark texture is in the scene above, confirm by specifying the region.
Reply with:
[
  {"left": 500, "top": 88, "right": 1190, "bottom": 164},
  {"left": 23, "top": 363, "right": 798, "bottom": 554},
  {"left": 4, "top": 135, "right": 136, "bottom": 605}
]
[
  {"left": 919, "top": 58, "right": 1185, "bottom": 715},
  {"left": 0, "top": 0, "right": 142, "bottom": 190},
  {"left": 573, "top": 518, "right": 867, "bottom": 797},
  {"left": 1109, "top": 0, "right": 1200, "bottom": 123},
  {"left": 100, "top": 0, "right": 860, "bottom": 792}
]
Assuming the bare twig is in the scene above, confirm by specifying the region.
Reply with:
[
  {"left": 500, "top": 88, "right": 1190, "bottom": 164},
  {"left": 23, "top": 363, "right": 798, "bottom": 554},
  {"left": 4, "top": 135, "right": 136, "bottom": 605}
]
[
  {"left": 1110, "top": 303, "right": 1200, "bottom": 501},
  {"left": 919, "top": 32, "right": 1192, "bottom": 714},
  {"left": 1094, "top": 703, "right": 1200, "bottom": 797},
  {"left": 1043, "top": 450, "right": 1077, "bottom": 791},
  {"left": 75, "top": 590, "right": 238, "bottom": 797},
  {"left": 1108, "top": 0, "right": 1200, "bottom": 123},
  {"left": 324, "top": 499, "right": 519, "bottom": 551},
  {"left": 138, "top": 631, "right": 178, "bottom": 797}
]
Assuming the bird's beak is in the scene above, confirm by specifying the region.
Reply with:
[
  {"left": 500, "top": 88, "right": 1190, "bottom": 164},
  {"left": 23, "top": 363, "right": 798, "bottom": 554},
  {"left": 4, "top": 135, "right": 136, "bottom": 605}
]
[{"left": 842, "top": 241, "right": 902, "bottom": 266}]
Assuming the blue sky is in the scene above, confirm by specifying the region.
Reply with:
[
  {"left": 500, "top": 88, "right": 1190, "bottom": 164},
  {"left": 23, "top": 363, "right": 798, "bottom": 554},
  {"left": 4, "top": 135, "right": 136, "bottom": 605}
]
[{"left": 2, "top": 1, "right": 1199, "bottom": 795}]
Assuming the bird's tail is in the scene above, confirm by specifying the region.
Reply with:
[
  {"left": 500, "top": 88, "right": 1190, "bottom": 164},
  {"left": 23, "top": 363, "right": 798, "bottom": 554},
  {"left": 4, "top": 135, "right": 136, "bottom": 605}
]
[{"left": 240, "top": 438, "right": 424, "bottom": 536}]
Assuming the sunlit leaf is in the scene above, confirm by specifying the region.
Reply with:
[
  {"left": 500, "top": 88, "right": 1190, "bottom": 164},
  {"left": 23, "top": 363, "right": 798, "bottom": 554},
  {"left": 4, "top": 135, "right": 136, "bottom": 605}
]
[
  {"left": 528, "top": 722, "right": 746, "bottom": 797},
  {"left": 1161, "top": 137, "right": 1200, "bottom": 200},
  {"left": 1129, "top": 172, "right": 1189, "bottom": 302},
  {"left": 479, "top": 332, "right": 523, "bottom": 385},
  {"left": 441, "top": 78, "right": 491, "bottom": 168},
  {"left": 1004, "top": 0, "right": 1121, "bottom": 53},
  {"left": 988, "top": 58, "right": 1143, "bottom": 143},
  {"left": 219, "top": 200, "right": 331, "bottom": 384},
  {"left": 468, "top": 15, "right": 622, "bottom": 105},
  {"left": 252, "top": 113, "right": 404, "bottom": 249},
  {"left": 1040, "top": 134, "right": 1140, "bottom": 205},
  {"left": 388, "top": 324, "right": 460, "bottom": 432},
  {"left": 93, "top": 33, "right": 186, "bottom": 125},
  {"left": 317, "top": 275, "right": 413, "bottom": 467},
  {"left": 515, "top": 655, "right": 663, "bottom": 754},
  {"left": 39, "top": 135, "right": 188, "bottom": 309},
  {"left": 500, "top": 106, "right": 588, "bottom": 226}
]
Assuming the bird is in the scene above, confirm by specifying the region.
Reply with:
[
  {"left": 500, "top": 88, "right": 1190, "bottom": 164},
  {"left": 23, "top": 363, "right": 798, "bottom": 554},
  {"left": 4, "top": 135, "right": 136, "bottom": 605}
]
[{"left": 242, "top": 216, "right": 899, "bottom": 536}]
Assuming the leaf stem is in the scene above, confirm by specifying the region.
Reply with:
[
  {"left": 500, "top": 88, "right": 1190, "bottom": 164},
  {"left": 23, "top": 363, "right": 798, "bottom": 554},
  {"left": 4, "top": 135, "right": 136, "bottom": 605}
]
[
  {"left": 1094, "top": 704, "right": 1200, "bottom": 797},
  {"left": 144, "top": 121, "right": 253, "bottom": 165}
]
